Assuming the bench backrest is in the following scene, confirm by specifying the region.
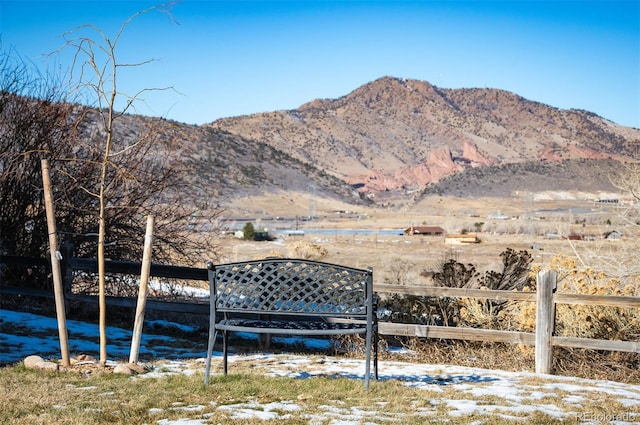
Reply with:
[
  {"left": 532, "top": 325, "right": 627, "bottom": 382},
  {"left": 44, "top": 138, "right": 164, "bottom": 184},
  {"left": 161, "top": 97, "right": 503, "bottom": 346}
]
[{"left": 208, "top": 258, "right": 373, "bottom": 318}]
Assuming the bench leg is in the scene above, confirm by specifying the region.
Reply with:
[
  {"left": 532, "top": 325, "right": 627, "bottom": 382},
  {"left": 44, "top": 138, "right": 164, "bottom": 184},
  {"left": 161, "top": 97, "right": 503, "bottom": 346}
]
[
  {"left": 222, "top": 330, "right": 229, "bottom": 375},
  {"left": 204, "top": 329, "right": 215, "bottom": 385},
  {"left": 259, "top": 314, "right": 271, "bottom": 350},
  {"left": 365, "top": 330, "right": 372, "bottom": 389},
  {"left": 374, "top": 328, "right": 379, "bottom": 380}
]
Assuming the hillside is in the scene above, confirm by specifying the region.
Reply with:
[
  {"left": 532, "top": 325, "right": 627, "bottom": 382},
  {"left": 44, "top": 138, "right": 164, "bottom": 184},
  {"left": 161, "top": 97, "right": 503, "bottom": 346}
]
[
  {"left": 420, "top": 158, "right": 624, "bottom": 198},
  {"left": 207, "top": 76, "right": 639, "bottom": 198},
  {"left": 78, "top": 111, "right": 367, "bottom": 206}
]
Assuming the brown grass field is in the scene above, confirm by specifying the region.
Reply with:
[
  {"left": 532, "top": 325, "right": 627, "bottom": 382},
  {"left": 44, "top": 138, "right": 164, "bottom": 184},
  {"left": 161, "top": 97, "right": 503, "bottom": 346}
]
[{"left": 219, "top": 192, "right": 636, "bottom": 286}]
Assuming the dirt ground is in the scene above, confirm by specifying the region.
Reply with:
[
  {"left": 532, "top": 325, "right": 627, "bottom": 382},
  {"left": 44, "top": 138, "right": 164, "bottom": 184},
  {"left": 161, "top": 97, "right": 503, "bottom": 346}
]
[{"left": 217, "top": 192, "right": 635, "bottom": 286}]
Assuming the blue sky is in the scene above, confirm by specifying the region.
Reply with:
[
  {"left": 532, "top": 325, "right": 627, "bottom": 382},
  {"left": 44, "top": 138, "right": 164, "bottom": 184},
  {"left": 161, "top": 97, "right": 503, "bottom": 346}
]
[{"left": 1, "top": 0, "right": 639, "bottom": 128}]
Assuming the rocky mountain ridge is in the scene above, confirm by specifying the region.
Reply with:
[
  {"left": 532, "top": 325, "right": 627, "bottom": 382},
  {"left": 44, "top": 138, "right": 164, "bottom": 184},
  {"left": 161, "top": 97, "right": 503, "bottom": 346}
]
[{"left": 207, "top": 76, "right": 639, "bottom": 195}]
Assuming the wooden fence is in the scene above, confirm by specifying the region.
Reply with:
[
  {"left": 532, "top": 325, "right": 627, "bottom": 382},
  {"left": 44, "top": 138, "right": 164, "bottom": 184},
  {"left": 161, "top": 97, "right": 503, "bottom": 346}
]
[
  {"left": 0, "top": 252, "right": 209, "bottom": 313},
  {"left": 376, "top": 271, "right": 639, "bottom": 374},
  {"left": 1, "top": 254, "right": 638, "bottom": 375}
]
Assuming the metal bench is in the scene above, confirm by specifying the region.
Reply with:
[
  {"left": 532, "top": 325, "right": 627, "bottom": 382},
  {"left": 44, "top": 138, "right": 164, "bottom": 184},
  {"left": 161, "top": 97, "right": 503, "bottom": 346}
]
[{"left": 204, "top": 258, "right": 379, "bottom": 388}]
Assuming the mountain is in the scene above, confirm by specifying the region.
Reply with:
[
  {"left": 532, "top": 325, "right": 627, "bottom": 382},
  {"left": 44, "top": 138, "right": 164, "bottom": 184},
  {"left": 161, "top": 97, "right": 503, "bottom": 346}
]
[
  {"left": 66, "top": 76, "right": 640, "bottom": 208},
  {"left": 206, "top": 76, "right": 639, "bottom": 200}
]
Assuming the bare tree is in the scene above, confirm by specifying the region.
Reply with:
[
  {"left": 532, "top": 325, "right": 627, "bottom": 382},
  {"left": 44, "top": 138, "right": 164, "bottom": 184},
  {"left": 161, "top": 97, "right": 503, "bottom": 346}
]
[
  {"left": 55, "top": 2, "right": 217, "bottom": 366},
  {"left": 569, "top": 160, "right": 640, "bottom": 291},
  {"left": 611, "top": 161, "right": 640, "bottom": 204},
  {"left": 0, "top": 48, "right": 79, "bottom": 287}
]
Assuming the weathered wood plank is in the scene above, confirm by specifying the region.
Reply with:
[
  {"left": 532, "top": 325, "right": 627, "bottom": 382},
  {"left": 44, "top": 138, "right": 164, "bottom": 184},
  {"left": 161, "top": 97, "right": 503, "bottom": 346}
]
[
  {"left": 375, "top": 284, "right": 537, "bottom": 302},
  {"left": 554, "top": 293, "right": 640, "bottom": 308},
  {"left": 378, "top": 322, "right": 535, "bottom": 344},
  {"left": 374, "top": 284, "right": 640, "bottom": 308},
  {"left": 552, "top": 336, "right": 639, "bottom": 353},
  {"left": 68, "top": 258, "right": 208, "bottom": 281}
]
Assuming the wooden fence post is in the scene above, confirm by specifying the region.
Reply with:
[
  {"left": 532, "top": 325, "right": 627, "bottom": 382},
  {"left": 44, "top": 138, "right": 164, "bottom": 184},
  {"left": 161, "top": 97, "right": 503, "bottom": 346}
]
[
  {"left": 129, "top": 215, "right": 154, "bottom": 364},
  {"left": 535, "top": 269, "right": 557, "bottom": 374},
  {"left": 41, "top": 159, "right": 71, "bottom": 367}
]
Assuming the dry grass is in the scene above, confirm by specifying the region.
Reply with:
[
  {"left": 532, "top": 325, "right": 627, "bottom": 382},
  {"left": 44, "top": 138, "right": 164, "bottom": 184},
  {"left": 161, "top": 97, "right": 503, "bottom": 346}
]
[
  {"left": 1, "top": 354, "right": 636, "bottom": 425},
  {"left": 384, "top": 339, "right": 640, "bottom": 384}
]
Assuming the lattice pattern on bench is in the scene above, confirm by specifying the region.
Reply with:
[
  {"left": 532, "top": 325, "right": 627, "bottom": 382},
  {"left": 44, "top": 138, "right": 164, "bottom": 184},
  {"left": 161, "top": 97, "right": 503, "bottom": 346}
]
[{"left": 214, "top": 260, "right": 369, "bottom": 316}]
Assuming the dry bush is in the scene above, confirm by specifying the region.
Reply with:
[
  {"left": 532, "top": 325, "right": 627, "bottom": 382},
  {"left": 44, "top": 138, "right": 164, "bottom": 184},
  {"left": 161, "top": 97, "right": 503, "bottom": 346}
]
[
  {"left": 549, "top": 254, "right": 639, "bottom": 340},
  {"left": 494, "top": 254, "right": 639, "bottom": 342},
  {"left": 236, "top": 241, "right": 327, "bottom": 262},
  {"left": 288, "top": 241, "right": 328, "bottom": 261},
  {"left": 383, "top": 257, "right": 417, "bottom": 286},
  {"left": 379, "top": 249, "right": 465, "bottom": 326},
  {"left": 265, "top": 249, "right": 286, "bottom": 258},
  {"left": 457, "top": 248, "right": 534, "bottom": 329}
]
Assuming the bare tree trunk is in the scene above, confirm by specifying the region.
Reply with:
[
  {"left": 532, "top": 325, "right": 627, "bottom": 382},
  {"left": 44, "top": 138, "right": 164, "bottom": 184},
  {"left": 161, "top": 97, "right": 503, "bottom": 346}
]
[
  {"left": 97, "top": 205, "right": 107, "bottom": 366},
  {"left": 97, "top": 70, "right": 116, "bottom": 366},
  {"left": 97, "top": 144, "right": 112, "bottom": 366}
]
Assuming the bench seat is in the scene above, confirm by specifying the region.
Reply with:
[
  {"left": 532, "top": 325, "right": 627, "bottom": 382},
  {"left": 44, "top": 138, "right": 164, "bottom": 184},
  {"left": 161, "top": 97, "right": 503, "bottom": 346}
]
[{"left": 216, "top": 318, "right": 370, "bottom": 334}]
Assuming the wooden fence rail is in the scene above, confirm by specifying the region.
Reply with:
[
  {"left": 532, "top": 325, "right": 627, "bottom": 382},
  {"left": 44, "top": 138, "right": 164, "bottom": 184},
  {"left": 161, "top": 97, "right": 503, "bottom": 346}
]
[
  {"left": 1, "top": 254, "right": 638, "bottom": 375},
  {"left": 375, "top": 272, "right": 639, "bottom": 374}
]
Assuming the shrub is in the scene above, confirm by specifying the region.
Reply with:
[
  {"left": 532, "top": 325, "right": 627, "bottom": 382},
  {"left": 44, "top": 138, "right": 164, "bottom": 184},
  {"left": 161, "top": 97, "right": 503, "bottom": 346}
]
[
  {"left": 242, "top": 222, "right": 256, "bottom": 240},
  {"left": 432, "top": 260, "right": 477, "bottom": 288},
  {"left": 548, "top": 254, "right": 638, "bottom": 341},
  {"left": 288, "top": 241, "right": 328, "bottom": 261},
  {"left": 459, "top": 249, "right": 534, "bottom": 329},
  {"left": 477, "top": 248, "right": 533, "bottom": 291},
  {"left": 501, "top": 254, "right": 639, "bottom": 341}
]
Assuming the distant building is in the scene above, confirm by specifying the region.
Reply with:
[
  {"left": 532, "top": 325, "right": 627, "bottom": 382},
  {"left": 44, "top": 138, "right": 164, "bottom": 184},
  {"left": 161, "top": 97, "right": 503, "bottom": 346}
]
[
  {"left": 595, "top": 198, "right": 619, "bottom": 204},
  {"left": 234, "top": 228, "right": 272, "bottom": 241},
  {"left": 404, "top": 226, "right": 445, "bottom": 236},
  {"left": 445, "top": 233, "right": 480, "bottom": 245},
  {"left": 253, "top": 230, "right": 271, "bottom": 241},
  {"left": 488, "top": 212, "right": 508, "bottom": 220}
]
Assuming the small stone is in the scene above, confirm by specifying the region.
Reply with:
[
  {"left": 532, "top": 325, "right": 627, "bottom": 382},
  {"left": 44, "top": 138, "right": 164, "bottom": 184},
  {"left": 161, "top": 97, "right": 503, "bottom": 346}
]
[
  {"left": 76, "top": 354, "right": 97, "bottom": 363},
  {"left": 39, "top": 361, "right": 59, "bottom": 371},
  {"left": 113, "top": 364, "right": 133, "bottom": 375},
  {"left": 23, "top": 355, "right": 59, "bottom": 371},
  {"left": 24, "top": 355, "right": 45, "bottom": 369},
  {"left": 126, "top": 363, "right": 147, "bottom": 374}
]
